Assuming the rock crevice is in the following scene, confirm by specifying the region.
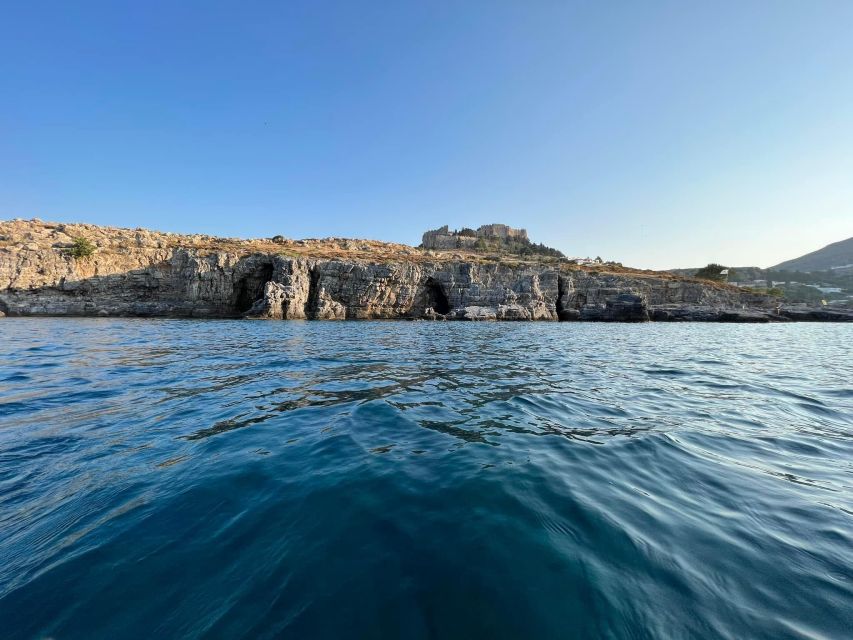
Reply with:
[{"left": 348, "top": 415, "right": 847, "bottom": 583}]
[{"left": 2, "top": 219, "right": 850, "bottom": 322}]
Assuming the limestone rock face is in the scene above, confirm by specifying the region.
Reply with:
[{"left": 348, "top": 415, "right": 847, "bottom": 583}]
[
  {"left": 246, "top": 258, "right": 311, "bottom": 319},
  {"left": 649, "top": 306, "right": 778, "bottom": 322},
  {"left": 245, "top": 282, "right": 289, "bottom": 320},
  {"left": 573, "top": 293, "right": 649, "bottom": 322},
  {"left": 0, "top": 218, "right": 797, "bottom": 322},
  {"left": 777, "top": 306, "right": 853, "bottom": 322},
  {"left": 311, "top": 261, "right": 423, "bottom": 320}
]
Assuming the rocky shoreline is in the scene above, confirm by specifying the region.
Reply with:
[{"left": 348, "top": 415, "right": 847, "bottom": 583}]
[{"left": 1, "top": 219, "right": 851, "bottom": 322}]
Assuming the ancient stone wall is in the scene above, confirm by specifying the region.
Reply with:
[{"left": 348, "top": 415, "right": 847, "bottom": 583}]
[
  {"left": 421, "top": 223, "right": 528, "bottom": 250},
  {"left": 0, "top": 218, "right": 821, "bottom": 322}
]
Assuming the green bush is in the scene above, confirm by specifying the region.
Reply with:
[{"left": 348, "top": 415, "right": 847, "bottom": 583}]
[
  {"left": 695, "top": 263, "right": 729, "bottom": 282},
  {"left": 69, "top": 237, "right": 96, "bottom": 259}
]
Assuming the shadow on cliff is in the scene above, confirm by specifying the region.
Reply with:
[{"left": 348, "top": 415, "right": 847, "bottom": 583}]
[
  {"left": 424, "top": 277, "right": 451, "bottom": 315},
  {"left": 233, "top": 262, "right": 273, "bottom": 313}
]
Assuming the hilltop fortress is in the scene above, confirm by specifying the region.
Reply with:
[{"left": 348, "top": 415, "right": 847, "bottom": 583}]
[
  {"left": 421, "top": 224, "right": 528, "bottom": 250},
  {"left": 2, "top": 218, "right": 849, "bottom": 322}
]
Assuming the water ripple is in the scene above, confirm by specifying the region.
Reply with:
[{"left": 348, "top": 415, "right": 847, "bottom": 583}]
[{"left": 0, "top": 319, "right": 851, "bottom": 639}]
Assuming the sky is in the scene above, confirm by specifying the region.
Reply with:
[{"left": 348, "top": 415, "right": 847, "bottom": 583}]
[{"left": 1, "top": 1, "right": 852, "bottom": 269}]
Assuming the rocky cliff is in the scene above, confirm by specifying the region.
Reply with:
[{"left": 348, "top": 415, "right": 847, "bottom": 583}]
[{"left": 1, "top": 219, "right": 849, "bottom": 322}]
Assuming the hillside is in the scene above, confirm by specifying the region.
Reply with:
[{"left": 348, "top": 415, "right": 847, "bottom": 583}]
[
  {"left": 0, "top": 217, "right": 703, "bottom": 280},
  {"left": 770, "top": 236, "right": 853, "bottom": 272},
  {"left": 0, "top": 217, "right": 786, "bottom": 322}
]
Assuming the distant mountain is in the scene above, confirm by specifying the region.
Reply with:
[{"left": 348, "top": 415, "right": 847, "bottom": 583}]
[
  {"left": 771, "top": 237, "right": 853, "bottom": 273},
  {"left": 662, "top": 236, "right": 853, "bottom": 306}
]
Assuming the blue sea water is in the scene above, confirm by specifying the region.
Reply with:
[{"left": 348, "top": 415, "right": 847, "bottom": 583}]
[{"left": 0, "top": 319, "right": 851, "bottom": 640}]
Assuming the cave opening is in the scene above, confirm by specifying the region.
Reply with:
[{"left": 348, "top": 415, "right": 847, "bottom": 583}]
[
  {"left": 426, "top": 278, "right": 450, "bottom": 315},
  {"left": 556, "top": 275, "right": 565, "bottom": 320},
  {"left": 234, "top": 263, "right": 273, "bottom": 313}
]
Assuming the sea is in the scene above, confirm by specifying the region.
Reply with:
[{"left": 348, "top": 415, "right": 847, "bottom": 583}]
[{"left": 0, "top": 319, "right": 851, "bottom": 639}]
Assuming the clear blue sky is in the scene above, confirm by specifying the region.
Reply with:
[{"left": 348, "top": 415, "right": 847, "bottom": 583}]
[{"left": 2, "top": 1, "right": 851, "bottom": 269}]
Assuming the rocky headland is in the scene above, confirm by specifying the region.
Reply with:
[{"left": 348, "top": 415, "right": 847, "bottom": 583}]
[{"left": 1, "top": 218, "right": 850, "bottom": 322}]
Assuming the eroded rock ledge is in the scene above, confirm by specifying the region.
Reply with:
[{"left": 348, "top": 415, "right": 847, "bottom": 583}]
[{"left": 1, "top": 219, "right": 850, "bottom": 322}]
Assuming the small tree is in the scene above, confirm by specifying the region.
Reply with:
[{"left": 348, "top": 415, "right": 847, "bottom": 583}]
[
  {"left": 695, "top": 263, "right": 728, "bottom": 282},
  {"left": 69, "top": 237, "right": 96, "bottom": 259}
]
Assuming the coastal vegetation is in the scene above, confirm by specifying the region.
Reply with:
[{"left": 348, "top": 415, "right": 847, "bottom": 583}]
[
  {"left": 469, "top": 235, "right": 565, "bottom": 258},
  {"left": 674, "top": 263, "right": 853, "bottom": 306},
  {"left": 68, "top": 237, "right": 96, "bottom": 259},
  {"left": 694, "top": 263, "right": 732, "bottom": 282}
]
